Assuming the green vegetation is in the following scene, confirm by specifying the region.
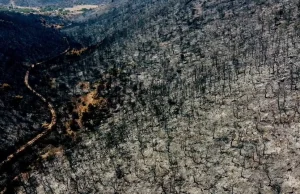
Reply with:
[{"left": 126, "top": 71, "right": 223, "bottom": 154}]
[
  {"left": 0, "top": 7, "right": 10, "bottom": 12},
  {"left": 14, "top": 8, "right": 37, "bottom": 13},
  {"left": 0, "top": 6, "right": 37, "bottom": 14},
  {"left": 58, "top": 9, "right": 70, "bottom": 16},
  {"left": 40, "top": 6, "right": 59, "bottom": 12},
  {"left": 81, "top": 8, "right": 89, "bottom": 12}
]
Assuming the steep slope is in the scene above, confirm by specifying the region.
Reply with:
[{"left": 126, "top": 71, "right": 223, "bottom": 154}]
[
  {"left": 0, "top": 0, "right": 9, "bottom": 6},
  {"left": 1, "top": 0, "right": 116, "bottom": 7},
  {"left": 0, "top": 11, "right": 66, "bottom": 80},
  {"left": 0, "top": 11, "right": 68, "bottom": 179},
  {"left": 3, "top": 0, "right": 300, "bottom": 193}
]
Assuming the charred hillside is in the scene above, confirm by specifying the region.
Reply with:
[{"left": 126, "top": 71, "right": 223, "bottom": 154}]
[
  {"left": 0, "top": 10, "right": 68, "bottom": 184},
  {"left": 0, "top": 11, "right": 67, "bottom": 81},
  {"left": 0, "top": 0, "right": 117, "bottom": 7},
  {"left": 3, "top": 0, "right": 300, "bottom": 193}
]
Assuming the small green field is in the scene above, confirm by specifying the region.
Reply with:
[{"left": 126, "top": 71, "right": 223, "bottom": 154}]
[{"left": 0, "top": 6, "right": 37, "bottom": 14}]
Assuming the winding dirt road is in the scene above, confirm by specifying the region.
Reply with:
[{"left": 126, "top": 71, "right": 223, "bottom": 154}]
[{"left": 0, "top": 38, "right": 70, "bottom": 169}]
